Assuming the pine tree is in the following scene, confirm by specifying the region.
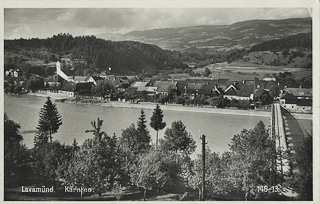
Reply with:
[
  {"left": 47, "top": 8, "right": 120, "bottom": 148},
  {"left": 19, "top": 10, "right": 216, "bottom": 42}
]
[
  {"left": 36, "top": 97, "right": 62, "bottom": 143},
  {"left": 162, "top": 120, "right": 196, "bottom": 155},
  {"left": 137, "top": 109, "right": 151, "bottom": 150},
  {"left": 150, "top": 104, "right": 166, "bottom": 148}
]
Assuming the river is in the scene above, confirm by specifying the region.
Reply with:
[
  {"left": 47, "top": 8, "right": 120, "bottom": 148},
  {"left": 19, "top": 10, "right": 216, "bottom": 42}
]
[{"left": 4, "top": 94, "right": 270, "bottom": 156}]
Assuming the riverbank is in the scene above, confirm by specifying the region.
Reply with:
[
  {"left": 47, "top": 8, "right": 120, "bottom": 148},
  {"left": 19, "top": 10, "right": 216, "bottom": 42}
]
[
  {"left": 102, "top": 101, "right": 271, "bottom": 118},
  {"left": 26, "top": 93, "right": 271, "bottom": 117}
]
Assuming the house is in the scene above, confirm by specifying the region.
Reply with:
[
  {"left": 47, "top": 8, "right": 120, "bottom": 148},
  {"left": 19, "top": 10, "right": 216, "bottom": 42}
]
[
  {"left": 117, "top": 83, "right": 130, "bottom": 93},
  {"left": 59, "top": 82, "right": 94, "bottom": 97},
  {"left": 280, "top": 92, "right": 312, "bottom": 113},
  {"left": 284, "top": 88, "right": 312, "bottom": 100},
  {"left": 154, "top": 81, "right": 177, "bottom": 95},
  {"left": 176, "top": 81, "right": 188, "bottom": 96},
  {"left": 224, "top": 81, "right": 255, "bottom": 100},
  {"left": 44, "top": 75, "right": 61, "bottom": 87},
  {"left": 185, "top": 83, "right": 202, "bottom": 99},
  {"left": 86, "top": 76, "right": 104, "bottom": 85},
  {"left": 198, "top": 84, "right": 222, "bottom": 97}
]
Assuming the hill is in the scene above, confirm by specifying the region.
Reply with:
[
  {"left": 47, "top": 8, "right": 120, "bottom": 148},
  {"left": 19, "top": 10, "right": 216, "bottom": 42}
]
[
  {"left": 238, "top": 33, "right": 312, "bottom": 68},
  {"left": 96, "top": 18, "right": 312, "bottom": 54},
  {"left": 4, "top": 34, "right": 188, "bottom": 74}
]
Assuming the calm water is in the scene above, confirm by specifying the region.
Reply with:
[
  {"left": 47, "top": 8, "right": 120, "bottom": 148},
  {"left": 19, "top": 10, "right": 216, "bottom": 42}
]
[{"left": 4, "top": 94, "right": 269, "bottom": 156}]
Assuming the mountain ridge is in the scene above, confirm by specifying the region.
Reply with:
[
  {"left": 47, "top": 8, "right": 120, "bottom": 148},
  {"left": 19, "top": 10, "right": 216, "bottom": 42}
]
[{"left": 96, "top": 17, "right": 312, "bottom": 53}]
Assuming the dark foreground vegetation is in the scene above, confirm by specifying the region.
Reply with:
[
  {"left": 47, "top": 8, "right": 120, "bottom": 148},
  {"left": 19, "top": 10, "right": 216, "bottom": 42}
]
[{"left": 4, "top": 97, "right": 312, "bottom": 201}]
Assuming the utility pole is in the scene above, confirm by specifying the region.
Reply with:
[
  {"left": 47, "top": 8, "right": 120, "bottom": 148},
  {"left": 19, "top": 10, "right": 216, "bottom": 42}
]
[{"left": 200, "top": 134, "right": 207, "bottom": 201}]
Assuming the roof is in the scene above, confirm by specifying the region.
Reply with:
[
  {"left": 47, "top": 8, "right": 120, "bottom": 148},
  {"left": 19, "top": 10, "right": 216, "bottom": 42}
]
[
  {"left": 137, "top": 86, "right": 149, "bottom": 92},
  {"left": 118, "top": 83, "right": 130, "bottom": 89},
  {"left": 147, "top": 87, "right": 157, "bottom": 92},
  {"left": 297, "top": 99, "right": 312, "bottom": 106},
  {"left": 285, "top": 88, "right": 312, "bottom": 97},
  {"left": 91, "top": 76, "right": 104, "bottom": 81},
  {"left": 74, "top": 76, "right": 87, "bottom": 82},
  {"left": 157, "top": 84, "right": 173, "bottom": 93},
  {"left": 224, "top": 81, "right": 254, "bottom": 97},
  {"left": 187, "top": 83, "right": 202, "bottom": 90},
  {"left": 186, "top": 78, "right": 215, "bottom": 84},
  {"left": 255, "top": 80, "right": 278, "bottom": 90},
  {"left": 198, "top": 84, "right": 221, "bottom": 96},
  {"left": 126, "top": 87, "right": 138, "bottom": 95},
  {"left": 154, "top": 81, "right": 177, "bottom": 87},
  {"left": 60, "top": 82, "right": 93, "bottom": 92},
  {"left": 63, "top": 70, "right": 74, "bottom": 77},
  {"left": 280, "top": 92, "right": 297, "bottom": 100},
  {"left": 132, "top": 81, "right": 148, "bottom": 87}
]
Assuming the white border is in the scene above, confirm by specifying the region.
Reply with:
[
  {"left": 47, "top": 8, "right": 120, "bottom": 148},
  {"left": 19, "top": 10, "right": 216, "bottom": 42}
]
[{"left": 0, "top": 0, "right": 319, "bottom": 204}]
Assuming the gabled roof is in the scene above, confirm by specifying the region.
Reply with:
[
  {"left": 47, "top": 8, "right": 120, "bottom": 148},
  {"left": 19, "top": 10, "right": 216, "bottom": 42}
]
[
  {"left": 91, "top": 76, "right": 104, "bottom": 81},
  {"left": 224, "top": 81, "right": 254, "bottom": 97}
]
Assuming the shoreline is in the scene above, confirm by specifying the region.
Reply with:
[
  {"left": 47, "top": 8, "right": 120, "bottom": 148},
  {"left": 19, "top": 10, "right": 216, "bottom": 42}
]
[
  {"left": 22, "top": 93, "right": 312, "bottom": 119},
  {"left": 101, "top": 101, "right": 272, "bottom": 118}
]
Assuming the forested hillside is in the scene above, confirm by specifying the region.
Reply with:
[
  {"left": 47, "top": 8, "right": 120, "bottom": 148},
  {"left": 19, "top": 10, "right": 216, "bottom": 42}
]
[
  {"left": 249, "top": 32, "right": 312, "bottom": 52},
  {"left": 4, "top": 34, "right": 188, "bottom": 74},
  {"left": 239, "top": 32, "right": 312, "bottom": 68}
]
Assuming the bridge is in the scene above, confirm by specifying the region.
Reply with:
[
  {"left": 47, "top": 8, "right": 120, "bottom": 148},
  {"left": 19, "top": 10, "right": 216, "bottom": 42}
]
[{"left": 270, "top": 103, "right": 290, "bottom": 175}]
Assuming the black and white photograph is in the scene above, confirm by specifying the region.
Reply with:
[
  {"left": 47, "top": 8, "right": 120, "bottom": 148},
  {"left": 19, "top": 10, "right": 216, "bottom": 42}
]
[{"left": 1, "top": 0, "right": 319, "bottom": 202}]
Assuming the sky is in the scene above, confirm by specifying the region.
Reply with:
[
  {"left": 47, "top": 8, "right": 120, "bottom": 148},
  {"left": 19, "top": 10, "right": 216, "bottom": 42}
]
[{"left": 4, "top": 8, "right": 311, "bottom": 39}]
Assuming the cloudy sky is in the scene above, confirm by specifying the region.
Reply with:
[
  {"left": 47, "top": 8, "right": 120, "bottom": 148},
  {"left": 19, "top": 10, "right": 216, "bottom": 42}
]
[{"left": 4, "top": 8, "right": 311, "bottom": 39}]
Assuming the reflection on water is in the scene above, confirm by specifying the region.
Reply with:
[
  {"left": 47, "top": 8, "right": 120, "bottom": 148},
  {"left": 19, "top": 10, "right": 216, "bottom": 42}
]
[{"left": 4, "top": 94, "right": 269, "bottom": 156}]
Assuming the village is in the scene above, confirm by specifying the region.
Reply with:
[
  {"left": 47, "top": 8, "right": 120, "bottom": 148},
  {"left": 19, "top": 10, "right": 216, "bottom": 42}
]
[{"left": 5, "top": 60, "right": 313, "bottom": 114}]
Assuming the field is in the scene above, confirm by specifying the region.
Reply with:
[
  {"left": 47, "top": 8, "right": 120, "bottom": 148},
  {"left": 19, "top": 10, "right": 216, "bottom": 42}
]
[{"left": 195, "top": 62, "right": 312, "bottom": 81}]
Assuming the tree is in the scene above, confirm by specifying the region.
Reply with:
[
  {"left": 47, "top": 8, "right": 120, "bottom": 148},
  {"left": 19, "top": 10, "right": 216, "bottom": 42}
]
[
  {"left": 150, "top": 104, "right": 166, "bottom": 147},
  {"left": 32, "top": 141, "right": 68, "bottom": 191},
  {"left": 136, "top": 109, "right": 151, "bottom": 151},
  {"left": 130, "top": 150, "right": 182, "bottom": 200},
  {"left": 188, "top": 149, "right": 234, "bottom": 200},
  {"left": 161, "top": 121, "right": 196, "bottom": 155},
  {"left": 120, "top": 110, "right": 151, "bottom": 155},
  {"left": 36, "top": 97, "right": 62, "bottom": 143},
  {"left": 255, "top": 89, "right": 272, "bottom": 105},
  {"left": 289, "top": 136, "right": 312, "bottom": 200},
  {"left": 62, "top": 118, "right": 122, "bottom": 198},
  {"left": 4, "top": 113, "right": 31, "bottom": 187},
  {"left": 228, "top": 121, "right": 283, "bottom": 200},
  {"left": 204, "top": 68, "right": 211, "bottom": 77},
  {"left": 269, "top": 85, "right": 280, "bottom": 100}
]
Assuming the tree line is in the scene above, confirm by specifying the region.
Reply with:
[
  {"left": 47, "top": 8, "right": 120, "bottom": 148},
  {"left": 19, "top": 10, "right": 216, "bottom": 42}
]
[
  {"left": 4, "top": 34, "right": 188, "bottom": 74},
  {"left": 4, "top": 98, "right": 312, "bottom": 201}
]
